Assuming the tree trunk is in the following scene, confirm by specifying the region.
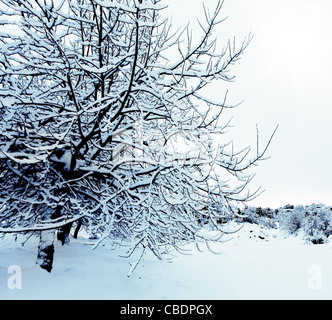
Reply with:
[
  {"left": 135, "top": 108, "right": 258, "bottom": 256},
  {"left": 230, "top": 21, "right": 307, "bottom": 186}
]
[
  {"left": 57, "top": 222, "right": 73, "bottom": 245},
  {"left": 36, "top": 229, "right": 55, "bottom": 273},
  {"left": 73, "top": 220, "right": 82, "bottom": 239}
]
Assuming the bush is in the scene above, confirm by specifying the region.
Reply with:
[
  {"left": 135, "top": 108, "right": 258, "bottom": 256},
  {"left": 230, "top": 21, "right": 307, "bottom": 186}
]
[
  {"left": 239, "top": 206, "right": 278, "bottom": 228},
  {"left": 278, "top": 204, "right": 332, "bottom": 244},
  {"left": 277, "top": 205, "right": 305, "bottom": 235},
  {"left": 302, "top": 204, "right": 332, "bottom": 244}
]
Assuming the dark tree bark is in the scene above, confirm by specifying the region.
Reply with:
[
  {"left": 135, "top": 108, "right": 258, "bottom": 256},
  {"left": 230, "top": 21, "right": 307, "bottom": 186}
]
[
  {"left": 36, "top": 230, "right": 55, "bottom": 273},
  {"left": 57, "top": 222, "right": 73, "bottom": 245},
  {"left": 73, "top": 220, "right": 82, "bottom": 239}
]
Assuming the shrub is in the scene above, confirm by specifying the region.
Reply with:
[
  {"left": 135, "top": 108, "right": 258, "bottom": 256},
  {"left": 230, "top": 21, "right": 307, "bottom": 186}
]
[
  {"left": 239, "top": 206, "right": 278, "bottom": 228},
  {"left": 302, "top": 204, "right": 332, "bottom": 244},
  {"left": 277, "top": 205, "right": 305, "bottom": 235},
  {"left": 278, "top": 204, "right": 332, "bottom": 244}
]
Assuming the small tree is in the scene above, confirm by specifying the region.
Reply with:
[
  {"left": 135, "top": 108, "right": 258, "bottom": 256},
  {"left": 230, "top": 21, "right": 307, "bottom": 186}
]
[{"left": 0, "top": 0, "right": 277, "bottom": 272}]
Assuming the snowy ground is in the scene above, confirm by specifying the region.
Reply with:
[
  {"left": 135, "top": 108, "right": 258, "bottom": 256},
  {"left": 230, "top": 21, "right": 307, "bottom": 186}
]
[{"left": 1, "top": 223, "right": 332, "bottom": 300}]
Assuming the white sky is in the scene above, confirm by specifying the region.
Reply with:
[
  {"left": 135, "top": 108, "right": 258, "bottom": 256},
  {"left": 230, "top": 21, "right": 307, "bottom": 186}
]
[{"left": 165, "top": 0, "right": 332, "bottom": 208}]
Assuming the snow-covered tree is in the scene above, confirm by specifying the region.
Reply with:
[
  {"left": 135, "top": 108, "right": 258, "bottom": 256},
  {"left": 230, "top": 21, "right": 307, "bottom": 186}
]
[{"left": 0, "top": 0, "right": 277, "bottom": 272}]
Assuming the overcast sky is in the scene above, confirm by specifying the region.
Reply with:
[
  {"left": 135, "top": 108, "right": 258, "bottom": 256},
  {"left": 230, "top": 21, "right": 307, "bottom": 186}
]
[{"left": 165, "top": 0, "right": 332, "bottom": 208}]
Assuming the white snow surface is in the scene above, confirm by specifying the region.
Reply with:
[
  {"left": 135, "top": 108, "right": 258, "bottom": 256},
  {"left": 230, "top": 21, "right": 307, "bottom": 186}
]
[{"left": 1, "top": 223, "right": 332, "bottom": 300}]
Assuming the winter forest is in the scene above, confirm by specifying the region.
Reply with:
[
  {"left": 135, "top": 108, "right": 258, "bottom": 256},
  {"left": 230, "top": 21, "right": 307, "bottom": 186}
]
[{"left": 0, "top": 0, "right": 331, "bottom": 300}]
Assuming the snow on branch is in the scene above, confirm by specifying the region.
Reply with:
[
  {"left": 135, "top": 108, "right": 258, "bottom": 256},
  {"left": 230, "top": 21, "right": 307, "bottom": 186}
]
[{"left": 0, "top": 215, "right": 86, "bottom": 233}]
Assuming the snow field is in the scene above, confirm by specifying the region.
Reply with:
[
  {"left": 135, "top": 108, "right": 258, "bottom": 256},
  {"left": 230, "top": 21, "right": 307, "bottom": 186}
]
[{"left": 1, "top": 223, "right": 332, "bottom": 300}]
